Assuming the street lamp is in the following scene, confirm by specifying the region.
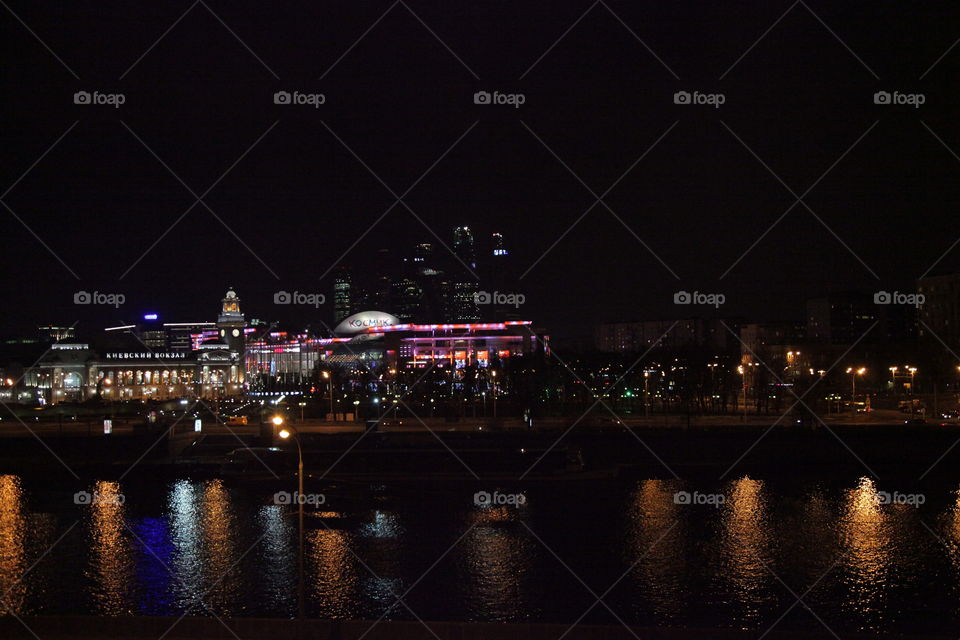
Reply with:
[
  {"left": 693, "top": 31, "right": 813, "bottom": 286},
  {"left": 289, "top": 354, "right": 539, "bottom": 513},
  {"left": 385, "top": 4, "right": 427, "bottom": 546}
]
[
  {"left": 889, "top": 366, "right": 898, "bottom": 395},
  {"left": 322, "top": 370, "right": 334, "bottom": 421},
  {"left": 277, "top": 421, "right": 305, "bottom": 621},
  {"left": 846, "top": 367, "right": 866, "bottom": 414},
  {"left": 491, "top": 370, "right": 497, "bottom": 418}
]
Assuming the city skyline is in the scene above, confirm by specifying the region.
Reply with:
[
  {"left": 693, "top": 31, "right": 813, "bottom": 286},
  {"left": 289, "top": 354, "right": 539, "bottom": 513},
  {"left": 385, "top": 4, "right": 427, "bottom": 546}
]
[
  {"left": 4, "top": 4, "right": 960, "bottom": 340},
  {"left": 6, "top": 3, "right": 960, "bottom": 638}
]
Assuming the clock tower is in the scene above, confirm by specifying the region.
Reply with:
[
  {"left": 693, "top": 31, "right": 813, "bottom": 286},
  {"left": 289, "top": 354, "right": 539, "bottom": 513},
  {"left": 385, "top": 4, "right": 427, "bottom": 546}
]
[{"left": 217, "top": 288, "right": 246, "bottom": 354}]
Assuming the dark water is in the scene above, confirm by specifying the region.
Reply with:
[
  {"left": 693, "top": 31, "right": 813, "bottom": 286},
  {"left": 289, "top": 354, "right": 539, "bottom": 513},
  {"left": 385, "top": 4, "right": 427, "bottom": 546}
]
[{"left": 2, "top": 472, "right": 960, "bottom": 635}]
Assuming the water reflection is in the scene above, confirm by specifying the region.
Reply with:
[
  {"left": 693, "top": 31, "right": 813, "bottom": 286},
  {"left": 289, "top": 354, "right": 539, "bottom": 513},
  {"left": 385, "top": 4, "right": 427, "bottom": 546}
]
[
  {"left": 308, "top": 516, "right": 358, "bottom": 618},
  {"left": 462, "top": 504, "right": 534, "bottom": 621},
  {"left": 87, "top": 480, "right": 134, "bottom": 614},
  {"left": 718, "top": 476, "right": 773, "bottom": 626},
  {"left": 166, "top": 480, "right": 240, "bottom": 615},
  {"left": 0, "top": 475, "right": 28, "bottom": 613},
  {"left": 839, "top": 477, "right": 892, "bottom": 629},
  {"left": 626, "top": 479, "right": 686, "bottom": 622},
  {"left": 257, "top": 505, "right": 296, "bottom": 615}
]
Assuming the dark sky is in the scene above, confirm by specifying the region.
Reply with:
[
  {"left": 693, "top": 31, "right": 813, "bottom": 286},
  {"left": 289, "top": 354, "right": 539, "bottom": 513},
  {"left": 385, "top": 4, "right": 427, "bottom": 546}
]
[{"left": 3, "top": 1, "right": 960, "bottom": 339}]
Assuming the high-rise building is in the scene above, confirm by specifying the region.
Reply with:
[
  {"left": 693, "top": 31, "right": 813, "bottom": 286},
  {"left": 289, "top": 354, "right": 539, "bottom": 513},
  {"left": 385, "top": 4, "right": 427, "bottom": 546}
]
[
  {"left": 334, "top": 267, "right": 353, "bottom": 322},
  {"left": 453, "top": 226, "right": 476, "bottom": 271}
]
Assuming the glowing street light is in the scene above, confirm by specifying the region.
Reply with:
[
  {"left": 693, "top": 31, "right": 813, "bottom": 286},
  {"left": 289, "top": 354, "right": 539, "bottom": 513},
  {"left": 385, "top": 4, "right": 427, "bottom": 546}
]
[
  {"left": 846, "top": 367, "right": 866, "bottom": 413},
  {"left": 277, "top": 425, "right": 304, "bottom": 620}
]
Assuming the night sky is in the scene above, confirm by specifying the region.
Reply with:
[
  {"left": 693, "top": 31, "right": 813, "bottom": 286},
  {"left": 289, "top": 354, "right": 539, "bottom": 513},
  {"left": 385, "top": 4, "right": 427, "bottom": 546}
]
[{"left": 3, "top": 1, "right": 960, "bottom": 338}]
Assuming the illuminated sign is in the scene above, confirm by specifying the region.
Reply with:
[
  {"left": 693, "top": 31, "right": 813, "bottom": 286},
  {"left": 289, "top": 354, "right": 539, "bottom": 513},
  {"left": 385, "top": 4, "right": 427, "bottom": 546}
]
[
  {"left": 105, "top": 352, "right": 187, "bottom": 360},
  {"left": 334, "top": 311, "right": 400, "bottom": 335}
]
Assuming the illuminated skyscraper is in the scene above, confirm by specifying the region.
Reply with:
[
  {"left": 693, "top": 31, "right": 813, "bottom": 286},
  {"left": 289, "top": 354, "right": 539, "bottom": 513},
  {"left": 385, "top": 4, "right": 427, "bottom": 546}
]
[{"left": 333, "top": 267, "right": 353, "bottom": 322}]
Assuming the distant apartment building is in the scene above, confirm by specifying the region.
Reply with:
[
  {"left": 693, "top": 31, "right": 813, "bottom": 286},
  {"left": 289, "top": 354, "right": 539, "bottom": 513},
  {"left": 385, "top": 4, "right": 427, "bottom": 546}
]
[
  {"left": 594, "top": 318, "right": 738, "bottom": 353},
  {"left": 918, "top": 273, "right": 960, "bottom": 350}
]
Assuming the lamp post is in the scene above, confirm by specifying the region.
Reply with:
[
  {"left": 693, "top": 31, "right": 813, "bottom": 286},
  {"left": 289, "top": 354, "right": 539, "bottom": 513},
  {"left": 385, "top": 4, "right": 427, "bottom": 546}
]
[
  {"left": 322, "top": 371, "right": 334, "bottom": 421},
  {"left": 491, "top": 370, "right": 497, "bottom": 419},
  {"left": 277, "top": 419, "right": 304, "bottom": 621},
  {"left": 846, "top": 367, "right": 866, "bottom": 415},
  {"left": 737, "top": 365, "right": 746, "bottom": 422},
  {"left": 643, "top": 370, "right": 650, "bottom": 418},
  {"left": 889, "top": 366, "right": 898, "bottom": 395},
  {"left": 907, "top": 366, "right": 918, "bottom": 417}
]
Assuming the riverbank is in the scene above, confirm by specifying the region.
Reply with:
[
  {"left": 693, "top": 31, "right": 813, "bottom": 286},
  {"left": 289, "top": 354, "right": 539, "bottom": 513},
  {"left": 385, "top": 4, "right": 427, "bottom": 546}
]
[
  {"left": 0, "top": 422, "right": 958, "bottom": 483},
  {"left": 0, "top": 616, "right": 949, "bottom": 640}
]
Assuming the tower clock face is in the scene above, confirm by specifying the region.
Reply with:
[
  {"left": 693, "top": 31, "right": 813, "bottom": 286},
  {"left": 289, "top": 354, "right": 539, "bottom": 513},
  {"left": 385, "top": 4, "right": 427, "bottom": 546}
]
[{"left": 232, "top": 329, "right": 240, "bottom": 337}]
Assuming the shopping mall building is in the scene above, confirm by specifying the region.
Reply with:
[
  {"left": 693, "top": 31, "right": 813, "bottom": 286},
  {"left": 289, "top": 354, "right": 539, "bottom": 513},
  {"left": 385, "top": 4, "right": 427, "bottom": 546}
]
[{"left": 245, "top": 311, "right": 547, "bottom": 387}]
